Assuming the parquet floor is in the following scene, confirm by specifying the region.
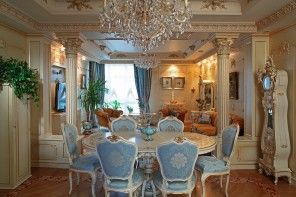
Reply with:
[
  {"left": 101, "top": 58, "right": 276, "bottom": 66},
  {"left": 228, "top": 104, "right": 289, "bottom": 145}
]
[{"left": 0, "top": 168, "right": 296, "bottom": 197}]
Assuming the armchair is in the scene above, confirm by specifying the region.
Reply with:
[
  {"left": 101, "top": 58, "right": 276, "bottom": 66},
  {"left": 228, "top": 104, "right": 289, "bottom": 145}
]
[{"left": 95, "top": 108, "right": 123, "bottom": 129}]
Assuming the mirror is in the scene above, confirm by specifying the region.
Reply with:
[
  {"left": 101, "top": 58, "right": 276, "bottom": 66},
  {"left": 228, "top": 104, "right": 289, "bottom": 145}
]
[
  {"left": 197, "top": 80, "right": 214, "bottom": 111},
  {"left": 263, "top": 75, "right": 272, "bottom": 91}
]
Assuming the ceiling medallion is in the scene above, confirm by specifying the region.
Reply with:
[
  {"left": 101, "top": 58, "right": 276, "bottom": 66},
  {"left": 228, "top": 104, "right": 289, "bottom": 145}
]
[
  {"left": 100, "top": 0, "right": 192, "bottom": 51},
  {"left": 67, "top": 0, "right": 92, "bottom": 11},
  {"left": 134, "top": 53, "right": 160, "bottom": 69},
  {"left": 201, "top": 0, "right": 227, "bottom": 10}
]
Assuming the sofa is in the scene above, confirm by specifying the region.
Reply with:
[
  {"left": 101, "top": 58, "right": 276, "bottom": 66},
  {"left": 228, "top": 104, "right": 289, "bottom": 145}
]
[
  {"left": 95, "top": 108, "right": 123, "bottom": 128},
  {"left": 191, "top": 111, "right": 218, "bottom": 136},
  {"left": 191, "top": 111, "right": 244, "bottom": 136},
  {"left": 159, "top": 106, "right": 187, "bottom": 123}
]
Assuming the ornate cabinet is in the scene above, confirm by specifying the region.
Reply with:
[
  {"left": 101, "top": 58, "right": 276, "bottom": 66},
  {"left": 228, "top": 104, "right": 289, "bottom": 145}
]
[{"left": 257, "top": 58, "right": 291, "bottom": 184}]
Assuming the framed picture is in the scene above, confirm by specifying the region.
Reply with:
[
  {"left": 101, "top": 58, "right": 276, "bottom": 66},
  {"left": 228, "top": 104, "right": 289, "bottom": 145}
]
[
  {"left": 229, "top": 72, "right": 239, "bottom": 99},
  {"left": 161, "top": 77, "right": 172, "bottom": 89},
  {"left": 81, "top": 74, "right": 86, "bottom": 89},
  {"left": 174, "top": 77, "right": 185, "bottom": 89}
]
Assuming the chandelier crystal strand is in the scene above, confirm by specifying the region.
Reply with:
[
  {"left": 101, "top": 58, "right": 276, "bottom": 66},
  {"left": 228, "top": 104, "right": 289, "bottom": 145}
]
[
  {"left": 134, "top": 54, "right": 160, "bottom": 69},
  {"left": 100, "top": 0, "right": 192, "bottom": 51}
]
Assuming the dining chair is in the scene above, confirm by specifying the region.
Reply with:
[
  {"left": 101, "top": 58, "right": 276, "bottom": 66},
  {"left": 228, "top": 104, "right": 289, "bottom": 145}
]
[
  {"left": 157, "top": 115, "right": 184, "bottom": 132},
  {"left": 153, "top": 137, "right": 199, "bottom": 197},
  {"left": 96, "top": 135, "right": 145, "bottom": 197},
  {"left": 111, "top": 115, "right": 137, "bottom": 132},
  {"left": 61, "top": 123, "right": 101, "bottom": 197},
  {"left": 195, "top": 124, "right": 240, "bottom": 197}
]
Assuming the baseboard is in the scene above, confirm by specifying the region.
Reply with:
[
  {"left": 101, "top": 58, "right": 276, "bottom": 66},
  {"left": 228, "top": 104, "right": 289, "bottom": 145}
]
[
  {"left": 0, "top": 174, "right": 31, "bottom": 189},
  {"left": 231, "top": 164, "right": 257, "bottom": 170},
  {"left": 32, "top": 161, "right": 69, "bottom": 169}
]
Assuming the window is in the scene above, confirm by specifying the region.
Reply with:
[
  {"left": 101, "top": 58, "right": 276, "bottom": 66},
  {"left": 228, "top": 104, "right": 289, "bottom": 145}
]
[{"left": 105, "top": 64, "right": 139, "bottom": 114}]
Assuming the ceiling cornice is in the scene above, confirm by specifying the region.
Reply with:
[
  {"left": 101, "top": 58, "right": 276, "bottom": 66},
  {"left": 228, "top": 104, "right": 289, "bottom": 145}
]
[
  {"left": 0, "top": 1, "right": 257, "bottom": 34},
  {"left": 256, "top": 0, "right": 296, "bottom": 31}
]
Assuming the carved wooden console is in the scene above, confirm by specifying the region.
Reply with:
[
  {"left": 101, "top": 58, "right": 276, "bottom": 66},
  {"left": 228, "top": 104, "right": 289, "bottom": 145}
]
[{"left": 257, "top": 57, "right": 291, "bottom": 184}]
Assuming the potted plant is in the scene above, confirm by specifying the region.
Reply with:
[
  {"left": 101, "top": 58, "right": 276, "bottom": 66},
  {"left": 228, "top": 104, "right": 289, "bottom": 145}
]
[
  {"left": 110, "top": 100, "right": 121, "bottom": 110},
  {"left": 0, "top": 56, "right": 39, "bottom": 102},
  {"left": 127, "top": 105, "right": 133, "bottom": 114},
  {"left": 81, "top": 78, "right": 108, "bottom": 128}
]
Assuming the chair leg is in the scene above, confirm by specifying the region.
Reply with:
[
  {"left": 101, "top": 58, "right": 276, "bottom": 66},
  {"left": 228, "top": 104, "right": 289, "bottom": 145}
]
[
  {"left": 128, "top": 191, "right": 133, "bottom": 197},
  {"left": 90, "top": 172, "right": 97, "bottom": 197},
  {"left": 68, "top": 171, "right": 73, "bottom": 195},
  {"left": 225, "top": 174, "right": 230, "bottom": 197},
  {"left": 105, "top": 190, "right": 109, "bottom": 197},
  {"left": 220, "top": 175, "right": 223, "bottom": 188},
  {"left": 201, "top": 174, "right": 207, "bottom": 197},
  {"left": 76, "top": 172, "right": 80, "bottom": 185}
]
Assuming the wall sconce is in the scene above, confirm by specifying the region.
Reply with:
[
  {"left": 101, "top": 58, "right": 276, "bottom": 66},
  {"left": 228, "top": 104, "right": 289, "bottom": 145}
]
[{"left": 191, "top": 87, "right": 196, "bottom": 93}]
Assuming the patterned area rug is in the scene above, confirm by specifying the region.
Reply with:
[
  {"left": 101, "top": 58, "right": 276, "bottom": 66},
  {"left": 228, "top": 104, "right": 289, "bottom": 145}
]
[{"left": 1, "top": 172, "right": 281, "bottom": 197}]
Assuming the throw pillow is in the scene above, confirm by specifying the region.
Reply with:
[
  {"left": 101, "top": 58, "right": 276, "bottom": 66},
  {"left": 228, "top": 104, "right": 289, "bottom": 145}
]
[{"left": 198, "top": 113, "right": 211, "bottom": 124}]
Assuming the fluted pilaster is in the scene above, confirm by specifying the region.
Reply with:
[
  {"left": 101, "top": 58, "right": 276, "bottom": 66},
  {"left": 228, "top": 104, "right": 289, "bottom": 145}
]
[
  {"left": 61, "top": 38, "right": 83, "bottom": 125},
  {"left": 216, "top": 38, "right": 233, "bottom": 136}
]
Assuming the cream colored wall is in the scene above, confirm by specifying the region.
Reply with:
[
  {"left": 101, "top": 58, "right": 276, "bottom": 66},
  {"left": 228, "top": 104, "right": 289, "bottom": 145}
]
[
  {"left": 149, "top": 64, "right": 201, "bottom": 120},
  {"left": 270, "top": 24, "right": 296, "bottom": 180}
]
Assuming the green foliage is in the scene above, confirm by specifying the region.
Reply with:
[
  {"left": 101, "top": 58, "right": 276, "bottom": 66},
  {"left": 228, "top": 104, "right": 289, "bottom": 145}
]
[
  {"left": 127, "top": 105, "right": 133, "bottom": 113},
  {"left": 0, "top": 56, "right": 39, "bottom": 102},
  {"left": 81, "top": 78, "right": 108, "bottom": 112},
  {"left": 109, "top": 100, "right": 121, "bottom": 110}
]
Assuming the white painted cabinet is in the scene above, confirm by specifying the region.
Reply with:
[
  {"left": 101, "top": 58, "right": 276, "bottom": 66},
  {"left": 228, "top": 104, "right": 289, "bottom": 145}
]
[{"left": 0, "top": 85, "right": 31, "bottom": 189}]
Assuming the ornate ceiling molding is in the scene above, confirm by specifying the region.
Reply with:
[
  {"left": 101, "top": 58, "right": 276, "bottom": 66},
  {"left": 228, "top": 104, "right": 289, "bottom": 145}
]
[
  {"left": 256, "top": 0, "right": 296, "bottom": 31},
  {"left": 201, "top": 0, "right": 227, "bottom": 10},
  {"left": 0, "top": 1, "right": 257, "bottom": 34},
  {"left": 189, "top": 22, "right": 257, "bottom": 33},
  {"left": 0, "top": 0, "right": 39, "bottom": 29}
]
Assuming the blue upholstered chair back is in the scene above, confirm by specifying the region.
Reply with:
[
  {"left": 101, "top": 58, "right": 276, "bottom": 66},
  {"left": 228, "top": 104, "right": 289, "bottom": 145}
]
[
  {"left": 156, "top": 138, "right": 198, "bottom": 181},
  {"left": 61, "top": 123, "right": 80, "bottom": 164},
  {"left": 96, "top": 136, "right": 137, "bottom": 180},
  {"left": 222, "top": 124, "right": 239, "bottom": 158},
  {"left": 111, "top": 115, "right": 137, "bottom": 132},
  {"left": 157, "top": 116, "right": 184, "bottom": 132}
]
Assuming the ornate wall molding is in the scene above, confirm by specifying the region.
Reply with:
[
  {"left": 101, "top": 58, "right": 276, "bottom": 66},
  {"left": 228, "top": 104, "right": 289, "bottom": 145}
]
[
  {"left": 256, "top": 0, "right": 296, "bottom": 31},
  {"left": 270, "top": 41, "right": 296, "bottom": 58}
]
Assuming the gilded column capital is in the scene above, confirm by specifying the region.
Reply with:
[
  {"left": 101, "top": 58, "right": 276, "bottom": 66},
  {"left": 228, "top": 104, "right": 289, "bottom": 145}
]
[
  {"left": 215, "top": 38, "right": 233, "bottom": 55},
  {"left": 60, "top": 38, "right": 83, "bottom": 55}
]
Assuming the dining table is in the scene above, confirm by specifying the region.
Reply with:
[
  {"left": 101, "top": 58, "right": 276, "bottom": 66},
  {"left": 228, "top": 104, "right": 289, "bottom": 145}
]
[{"left": 82, "top": 131, "right": 217, "bottom": 197}]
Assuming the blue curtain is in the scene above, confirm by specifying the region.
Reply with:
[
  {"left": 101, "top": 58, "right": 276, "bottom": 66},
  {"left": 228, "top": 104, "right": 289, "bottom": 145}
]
[
  {"left": 89, "top": 61, "right": 105, "bottom": 105},
  {"left": 134, "top": 65, "right": 152, "bottom": 113}
]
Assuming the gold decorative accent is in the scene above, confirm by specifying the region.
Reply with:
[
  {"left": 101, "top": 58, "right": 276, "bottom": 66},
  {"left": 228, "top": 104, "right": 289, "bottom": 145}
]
[
  {"left": 59, "top": 38, "right": 83, "bottom": 55},
  {"left": 271, "top": 41, "right": 296, "bottom": 57},
  {"left": 107, "top": 135, "right": 120, "bottom": 142},
  {"left": 174, "top": 136, "right": 186, "bottom": 143},
  {"left": 256, "top": 57, "right": 277, "bottom": 89},
  {"left": 201, "top": 0, "right": 227, "bottom": 10},
  {"left": 215, "top": 38, "right": 233, "bottom": 55},
  {"left": 256, "top": 0, "right": 296, "bottom": 30},
  {"left": 66, "top": 0, "right": 92, "bottom": 11}
]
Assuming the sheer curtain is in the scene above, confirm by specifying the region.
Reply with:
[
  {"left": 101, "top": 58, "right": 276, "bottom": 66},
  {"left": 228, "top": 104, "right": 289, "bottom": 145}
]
[{"left": 105, "top": 64, "right": 139, "bottom": 114}]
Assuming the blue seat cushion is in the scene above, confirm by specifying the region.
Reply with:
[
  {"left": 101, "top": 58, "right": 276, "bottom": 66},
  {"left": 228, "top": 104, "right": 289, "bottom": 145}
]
[
  {"left": 107, "top": 169, "right": 144, "bottom": 190},
  {"left": 195, "top": 156, "right": 228, "bottom": 173},
  {"left": 71, "top": 154, "right": 101, "bottom": 172},
  {"left": 153, "top": 171, "right": 196, "bottom": 192}
]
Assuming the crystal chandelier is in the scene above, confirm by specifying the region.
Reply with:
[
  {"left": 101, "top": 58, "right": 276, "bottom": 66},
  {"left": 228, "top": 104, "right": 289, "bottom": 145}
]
[
  {"left": 134, "top": 54, "right": 160, "bottom": 69},
  {"left": 100, "top": 0, "right": 192, "bottom": 51}
]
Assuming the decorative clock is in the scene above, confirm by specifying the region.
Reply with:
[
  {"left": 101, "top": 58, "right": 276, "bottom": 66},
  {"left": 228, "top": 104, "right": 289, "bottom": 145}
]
[{"left": 257, "top": 57, "right": 291, "bottom": 184}]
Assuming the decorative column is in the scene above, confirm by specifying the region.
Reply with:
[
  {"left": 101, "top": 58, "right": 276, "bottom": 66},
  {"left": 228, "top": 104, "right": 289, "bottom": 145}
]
[
  {"left": 61, "top": 38, "right": 83, "bottom": 125},
  {"left": 215, "top": 34, "right": 238, "bottom": 136}
]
